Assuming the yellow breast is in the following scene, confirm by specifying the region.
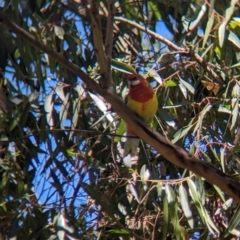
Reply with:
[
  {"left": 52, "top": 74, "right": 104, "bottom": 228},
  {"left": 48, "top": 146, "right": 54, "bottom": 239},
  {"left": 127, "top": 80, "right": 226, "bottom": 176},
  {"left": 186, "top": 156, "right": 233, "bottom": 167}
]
[{"left": 127, "top": 94, "right": 158, "bottom": 123}]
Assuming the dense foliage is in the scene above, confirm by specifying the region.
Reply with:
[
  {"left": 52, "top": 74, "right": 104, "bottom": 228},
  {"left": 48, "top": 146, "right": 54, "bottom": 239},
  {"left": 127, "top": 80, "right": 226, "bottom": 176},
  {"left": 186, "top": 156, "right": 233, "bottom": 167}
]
[{"left": 1, "top": 0, "right": 240, "bottom": 239}]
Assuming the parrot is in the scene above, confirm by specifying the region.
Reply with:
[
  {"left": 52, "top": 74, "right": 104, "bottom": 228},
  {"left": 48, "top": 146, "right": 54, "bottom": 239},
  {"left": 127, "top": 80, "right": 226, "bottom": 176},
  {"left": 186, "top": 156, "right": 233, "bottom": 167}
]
[{"left": 123, "top": 73, "right": 158, "bottom": 157}]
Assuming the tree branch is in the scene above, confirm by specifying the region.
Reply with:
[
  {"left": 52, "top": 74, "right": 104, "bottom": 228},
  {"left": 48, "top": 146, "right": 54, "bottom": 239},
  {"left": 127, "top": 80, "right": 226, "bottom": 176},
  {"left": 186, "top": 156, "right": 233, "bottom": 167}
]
[
  {"left": 104, "top": 0, "right": 114, "bottom": 58},
  {"left": 114, "top": 16, "right": 224, "bottom": 86},
  {"left": 1, "top": 12, "right": 240, "bottom": 203},
  {"left": 90, "top": 0, "right": 113, "bottom": 91}
]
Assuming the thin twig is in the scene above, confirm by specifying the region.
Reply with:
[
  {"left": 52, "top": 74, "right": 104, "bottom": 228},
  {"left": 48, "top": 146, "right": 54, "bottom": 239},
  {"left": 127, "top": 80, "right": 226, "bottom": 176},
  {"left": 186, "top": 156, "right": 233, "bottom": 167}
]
[
  {"left": 114, "top": 16, "right": 224, "bottom": 86},
  {"left": 105, "top": 0, "right": 114, "bottom": 58},
  {"left": 135, "top": 185, "right": 157, "bottom": 216},
  {"left": 152, "top": 210, "right": 161, "bottom": 240},
  {"left": 90, "top": 0, "right": 113, "bottom": 90},
  {"left": 0, "top": 128, "right": 138, "bottom": 144}
]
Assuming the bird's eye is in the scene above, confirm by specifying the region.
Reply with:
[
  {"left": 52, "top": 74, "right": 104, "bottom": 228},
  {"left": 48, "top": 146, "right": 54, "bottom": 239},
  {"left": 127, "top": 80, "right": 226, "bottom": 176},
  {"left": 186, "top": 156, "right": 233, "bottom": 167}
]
[{"left": 131, "top": 76, "right": 138, "bottom": 81}]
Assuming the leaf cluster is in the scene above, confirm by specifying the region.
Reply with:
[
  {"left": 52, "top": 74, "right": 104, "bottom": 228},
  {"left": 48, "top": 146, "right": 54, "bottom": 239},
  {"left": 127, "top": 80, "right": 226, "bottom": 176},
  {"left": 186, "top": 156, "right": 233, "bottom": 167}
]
[{"left": 1, "top": 0, "right": 240, "bottom": 239}]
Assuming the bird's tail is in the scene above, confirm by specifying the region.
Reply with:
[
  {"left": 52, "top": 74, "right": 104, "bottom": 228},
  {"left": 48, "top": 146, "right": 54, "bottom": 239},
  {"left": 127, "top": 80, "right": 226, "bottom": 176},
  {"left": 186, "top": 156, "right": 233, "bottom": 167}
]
[{"left": 123, "top": 134, "right": 139, "bottom": 157}]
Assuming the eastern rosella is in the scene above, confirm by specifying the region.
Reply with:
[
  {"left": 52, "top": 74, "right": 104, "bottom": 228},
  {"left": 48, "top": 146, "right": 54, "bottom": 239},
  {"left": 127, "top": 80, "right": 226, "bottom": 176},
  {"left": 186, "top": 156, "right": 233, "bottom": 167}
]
[{"left": 123, "top": 74, "right": 158, "bottom": 157}]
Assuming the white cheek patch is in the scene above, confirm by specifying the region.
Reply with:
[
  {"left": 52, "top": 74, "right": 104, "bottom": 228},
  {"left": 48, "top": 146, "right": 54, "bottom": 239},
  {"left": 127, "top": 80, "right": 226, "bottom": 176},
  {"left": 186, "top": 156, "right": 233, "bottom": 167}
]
[{"left": 130, "top": 79, "right": 140, "bottom": 86}]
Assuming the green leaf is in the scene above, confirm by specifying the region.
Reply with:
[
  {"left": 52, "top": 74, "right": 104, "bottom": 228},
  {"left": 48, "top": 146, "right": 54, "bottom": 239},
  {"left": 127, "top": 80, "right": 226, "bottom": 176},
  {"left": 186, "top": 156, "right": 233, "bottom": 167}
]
[
  {"left": 220, "top": 148, "right": 225, "bottom": 172},
  {"left": 55, "top": 85, "right": 66, "bottom": 102},
  {"left": 218, "top": 23, "right": 226, "bottom": 48},
  {"left": 172, "top": 118, "right": 195, "bottom": 143},
  {"left": 223, "top": 205, "right": 240, "bottom": 238},
  {"left": 146, "top": 70, "right": 162, "bottom": 84},
  {"left": 54, "top": 26, "right": 65, "bottom": 40},
  {"left": 232, "top": 83, "right": 240, "bottom": 97},
  {"left": 203, "top": 15, "right": 214, "bottom": 48},
  {"left": 9, "top": 112, "right": 19, "bottom": 131},
  {"left": 205, "top": 139, "right": 220, "bottom": 164},
  {"left": 165, "top": 184, "right": 175, "bottom": 206},
  {"left": 201, "top": 43, "right": 214, "bottom": 58},
  {"left": 228, "top": 31, "right": 240, "bottom": 49},
  {"left": 158, "top": 109, "right": 176, "bottom": 128},
  {"left": 140, "top": 164, "right": 150, "bottom": 182},
  {"left": 225, "top": 6, "right": 235, "bottom": 23},
  {"left": 118, "top": 203, "right": 127, "bottom": 215},
  {"left": 179, "top": 78, "right": 195, "bottom": 94},
  {"left": 164, "top": 79, "right": 178, "bottom": 87},
  {"left": 59, "top": 93, "right": 70, "bottom": 129},
  {"left": 107, "top": 228, "right": 129, "bottom": 235},
  {"left": 188, "top": 179, "right": 219, "bottom": 234},
  {"left": 88, "top": 92, "right": 114, "bottom": 124},
  {"left": 195, "top": 176, "right": 205, "bottom": 205},
  {"left": 179, "top": 184, "right": 194, "bottom": 229},
  {"left": 114, "top": 119, "right": 126, "bottom": 142},
  {"left": 213, "top": 185, "right": 225, "bottom": 202},
  {"left": 179, "top": 81, "right": 187, "bottom": 99},
  {"left": 162, "top": 194, "right": 169, "bottom": 239},
  {"left": 193, "top": 104, "right": 212, "bottom": 134},
  {"left": 230, "top": 62, "right": 240, "bottom": 68},
  {"left": 199, "top": 230, "right": 211, "bottom": 240},
  {"left": 129, "top": 182, "right": 140, "bottom": 203},
  {"left": 70, "top": 97, "right": 81, "bottom": 139},
  {"left": 231, "top": 17, "right": 240, "bottom": 27},
  {"left": 111, "top": 59, "right": 137, "bottom": 74},
  {"left": 222, "top": 198, "right": 233, "bottom": 210},
  {"left": 55, "top": 214, "right": 66, "bottom": 240},
  {"left": 44, "top": 94, "right": 54, "bottom": 128},
  {"left": 123, "top": 0, "right": 141, "bottom": 19},
  {"left": 218, "top": 105, "right": 231, "bottom": 114},
  {"left": 148, "top": 1, "right": 161, "bottom": 20},
  {"left": 66, "top": 148, "right": 75, "bottom": 157},
  {"left": 165, "top": 185, "right": 181, "bottom": 240},
  {"left": 231, "top": 98, "right": 238, "bottom": 129},
  {"left": 187, "top": 179, "right": 206, "bottom": 224}
]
